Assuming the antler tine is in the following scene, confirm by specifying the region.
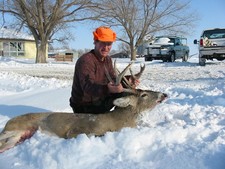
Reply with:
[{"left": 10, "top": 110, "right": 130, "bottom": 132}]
[
  {"left": 114, "top": 59, "right": 119, "bottom": 77},
  {"left": 105, "top": 61, "right": 136, "bottom": 94},
  {"left": 115, "top": 62, "right": 133, "bottom": 85},
  {"left": 136, "top": 63, "right": 145, "bottom": 79},
  {"left": 120, "top": 63, "right": 146, "bottom": 90},
  {"left": 121, "top": 72, "right": 134, "bottom": 89},
  {"left": 104, "top": 61, "right": 133, "bottom": 85},
  {"left": 129, "top": 63, "right": 145, "bottom": 80},
  {"left": 104, "top": 65, "right": 114, "bottom": 83}
]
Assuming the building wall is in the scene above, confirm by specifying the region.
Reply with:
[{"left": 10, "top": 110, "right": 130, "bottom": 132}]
[
  {"left": 0, "top": 39, "right": 37, "bottom": 58},
  {"left": 24, "top": 41, "right": 36, "bottom": 58},
  {"left": 0, "top": 39, "right": 49, "bottom": 59},
  {"left": 0, "top": 41, "right": 3, "bottom": 56},
  {"left": 25, "top": 41, "right": 48, "bottom": 58}
]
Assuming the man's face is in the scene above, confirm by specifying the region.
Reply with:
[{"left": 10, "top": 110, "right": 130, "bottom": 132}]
[{"left": 94, "top": 41, "right": 113, "bottom": 58}]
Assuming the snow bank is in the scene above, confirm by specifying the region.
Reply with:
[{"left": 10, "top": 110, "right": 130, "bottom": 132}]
[{"left": 0, "top": 57, "right": 225, "bottom": 169}]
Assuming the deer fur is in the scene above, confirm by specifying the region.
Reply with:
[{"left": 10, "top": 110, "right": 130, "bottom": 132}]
[
  {"left": 0, "top": 89, "right": 166, "bottom": 153},
  {"left": 0, "top": 63, "right": 167, "bottom": 153}
]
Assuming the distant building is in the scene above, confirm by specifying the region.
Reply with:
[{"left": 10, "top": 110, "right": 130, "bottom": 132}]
[
  {"left": 0, "top": 27, "right": 36, "bottom": 58},
  {"left": 110, "top": 52, "right": 129, "bottom": 58},
  {"left": 49, "top": 49, "right": 78, "bottom": 58},
  {"left": 48, "top": 49, "right": 79, "bottom": 62}
]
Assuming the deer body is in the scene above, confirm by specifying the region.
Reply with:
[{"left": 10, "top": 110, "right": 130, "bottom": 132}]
[
  {"left": 0, "top": 63, "right": 167, "bottom": 153},
  {"left": 0, "top": 89, "right": 166, "bottom": 153}
]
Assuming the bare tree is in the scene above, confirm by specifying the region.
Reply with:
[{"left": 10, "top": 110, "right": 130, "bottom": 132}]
[
  {"left": 0, "top": 0, "right": 99, "bottom": 63},
  {"left": 93, "top": 0, "right": 198, "bottom": 60},
  {"left": 118, "top": 42, "right": 131, "bottom": 56}
]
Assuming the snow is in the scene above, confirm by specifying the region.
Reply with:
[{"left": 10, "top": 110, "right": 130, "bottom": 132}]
[
  {"left": 0, "top": 28, "right": 34, "bottom": 40},
  {"left": 0, "top": 56, "right": 225, "bottom": 169}
]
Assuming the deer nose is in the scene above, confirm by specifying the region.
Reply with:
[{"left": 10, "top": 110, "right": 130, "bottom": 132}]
[
  {"left": 163, "top": 93, "right": 168, "bottom": 98},
  {"left": 157, "top": 93, "right": 168, "bottom": 103}
]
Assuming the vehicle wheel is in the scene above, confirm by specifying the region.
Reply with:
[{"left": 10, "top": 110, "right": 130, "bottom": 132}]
[
  {"left": 182, "top": 53, "right": 188, "bottom": 62},
  {"left": 217, "top": 57, "right": 224, "bottom": 61},
  {"left": 169, "top": 52, "right": 175, "bottom": 62},
  {"left": 145, "top": 57, "right": 152, "bottom": 61},
  {"left": 199, "top": 57, "right": 206, "bottom": 66},
  {"left": 162, "top": 58, "right": 167, "bottom": 62}
]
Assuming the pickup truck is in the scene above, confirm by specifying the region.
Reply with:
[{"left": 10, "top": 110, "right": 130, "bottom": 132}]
[
  {"left": 144, "top": 36, "right": 189, "bottom": 62},
  {"left": 194, "top": 28, "right": 225, "bottom": 66}
]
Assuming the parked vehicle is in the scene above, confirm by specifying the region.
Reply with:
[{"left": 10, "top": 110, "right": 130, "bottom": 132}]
[
  {"left": 144, "top": 36, "right": 189, "bottom": 62},
  {"left": 194, "top": 28, "right": 225, "bottom": 66}
]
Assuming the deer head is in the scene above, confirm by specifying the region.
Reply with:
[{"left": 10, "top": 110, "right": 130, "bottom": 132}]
[{"left": 104, "top": 60, "right": 167, "bottom": 115}]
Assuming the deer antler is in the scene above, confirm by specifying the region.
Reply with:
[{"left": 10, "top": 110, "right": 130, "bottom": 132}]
[
  {"left": 129, "top": 63, "right": 145, "bottom": 80},
  {"left": 104, "top": 60, "right": 145, "bottom": 94},
  {"left": 104, "top": 60, "right": 133, "bottom": 85},
  {"left": 116, "top": 63, "right": 145, "bottom": 89}
]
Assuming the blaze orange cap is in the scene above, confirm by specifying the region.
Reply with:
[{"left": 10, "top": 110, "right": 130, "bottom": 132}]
[{"left": 93, "top": 26, "right": 116, "bottom": 42}]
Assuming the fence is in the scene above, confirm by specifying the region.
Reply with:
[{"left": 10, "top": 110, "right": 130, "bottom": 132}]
[{"left": 55, "top": 55, "right": 73, "bottom": 62}]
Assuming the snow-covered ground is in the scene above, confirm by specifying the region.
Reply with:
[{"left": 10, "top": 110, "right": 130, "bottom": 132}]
[{"left": 0, "top": 56, "right": 225, "bottom": 169}]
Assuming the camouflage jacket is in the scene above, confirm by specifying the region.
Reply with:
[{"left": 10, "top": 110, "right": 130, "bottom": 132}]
[{"left": 70, "top": 50, "right": 116, "bottom": 107}]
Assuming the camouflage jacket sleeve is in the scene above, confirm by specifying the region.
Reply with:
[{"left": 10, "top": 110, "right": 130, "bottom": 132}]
[{"left": 74, "top": 51, "right": 115, "bottom": 103}]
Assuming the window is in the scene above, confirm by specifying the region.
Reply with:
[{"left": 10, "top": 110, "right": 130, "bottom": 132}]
[
  {"left": 2, "top": 41, "right": 25, "bottom": 57},
  {"left": 180, "top": 38, "right": 187, "bottom": 45},
  {"left": 203, "top": 29, "right": 225, "bottom": 39}
]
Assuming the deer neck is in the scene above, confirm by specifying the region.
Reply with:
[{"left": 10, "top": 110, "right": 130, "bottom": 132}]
[{"left": 103, "top": 106, "right": 139, "bottom": 129}]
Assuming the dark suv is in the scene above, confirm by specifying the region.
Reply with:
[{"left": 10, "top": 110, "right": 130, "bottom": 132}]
[
  {"left": 144, "top": 36, "right": 189, "bottom": 62},
  {"left": 194, "top": 28, "right": 225, "bottom": 66}
]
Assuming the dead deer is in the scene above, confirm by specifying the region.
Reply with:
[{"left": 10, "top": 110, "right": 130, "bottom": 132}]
[{"left": 0, "top": 62, "right": 167, "bottom": 153}]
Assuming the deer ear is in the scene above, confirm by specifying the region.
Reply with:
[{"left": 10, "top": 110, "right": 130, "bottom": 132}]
[{"left": 113, "top": 96, "right": 136, "bottom": 107}]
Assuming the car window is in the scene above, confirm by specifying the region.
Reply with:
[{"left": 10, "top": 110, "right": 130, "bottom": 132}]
[
  {"left": 175, "top": 38, "right": 182, "bottom": 45},
  {"left": 154, "top": 37, "right": 170, "bottom": 43},
  {"left": 154, "top": 37, "right": 174, "bottom": 45},
  {"left": 203, "top": 29, "right": 225, "bottom": 39}
]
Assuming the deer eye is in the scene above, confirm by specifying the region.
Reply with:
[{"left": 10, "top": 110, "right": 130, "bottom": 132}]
[{"left": 141, "top": 93, "right": 148, "bottom": 98}]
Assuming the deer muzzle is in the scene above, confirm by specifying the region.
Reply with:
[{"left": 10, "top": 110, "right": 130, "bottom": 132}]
[{"left": 157, "top": 93, "right": 168, "bottom": 103}]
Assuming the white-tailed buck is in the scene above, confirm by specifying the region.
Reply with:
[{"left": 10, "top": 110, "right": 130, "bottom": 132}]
[{"left": 0, "top": 62, "right": 167, "bottom": 153}]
